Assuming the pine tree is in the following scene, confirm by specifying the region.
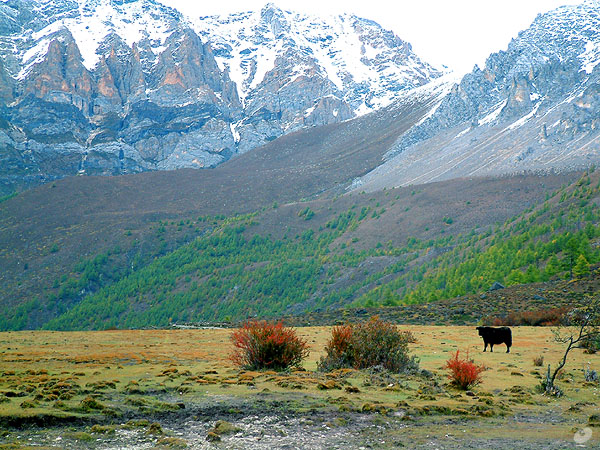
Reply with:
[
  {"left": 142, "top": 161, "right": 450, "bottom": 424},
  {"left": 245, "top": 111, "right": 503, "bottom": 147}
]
[
  {"left": 573, "top": 254, "right": 590, "bottom": 278},
  {"left": 544, "top": 255, "right": 561, "bottom": 278},
  {"left": 564, "top": 236, "right": 581, "bottom": 278},
  {"left": 524, "top": 264, "right": 541, "bottom": 283}
]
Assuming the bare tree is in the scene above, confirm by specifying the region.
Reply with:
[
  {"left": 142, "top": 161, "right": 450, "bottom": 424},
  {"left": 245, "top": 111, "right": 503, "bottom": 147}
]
[{"left": 542, "top": 295, "right": 600, "bottom": 396}]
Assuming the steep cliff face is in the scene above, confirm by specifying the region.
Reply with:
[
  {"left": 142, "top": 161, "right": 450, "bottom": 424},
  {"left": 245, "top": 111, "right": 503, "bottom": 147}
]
[
  {"left": 0, "top": 0, "right": 442, "bottom": 194},
  {"left": 23, "top": 30, "right": 94, "bottom": 112},
  {"left": 351, "top": 0, "right": 600, "bottom": 191},
  {"left": 235, "top": 48, "right": 354, "bottom": 153},
  {"left": 0, "top": 59, "right": 14, "bottom": 105}
]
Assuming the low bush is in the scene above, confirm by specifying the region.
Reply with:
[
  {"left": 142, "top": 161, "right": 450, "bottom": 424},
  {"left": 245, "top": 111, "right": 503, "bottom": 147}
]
[
  {"left": 484, "top": 307, "right": 570, "bottom": 327},
  {"left": 318, "top": 316, "right": 418, "bottom": 373},
  {"left": 584, "top": 365, "right": 598, "bottom": 383},
  {"left": 230, "top": 320, "right": 309, "bottom": 371},
  {"left": 533, "top": 355, "right": 544, "bottom": 367},
  {"left": 581, "top": 335, "right": 600, "bottom": 354},
  {"left": 318, "top": 324, "right": 354, "bottom": 370},
  {"left": 445, "top": 350, "right": 485, "bottom": 390}
]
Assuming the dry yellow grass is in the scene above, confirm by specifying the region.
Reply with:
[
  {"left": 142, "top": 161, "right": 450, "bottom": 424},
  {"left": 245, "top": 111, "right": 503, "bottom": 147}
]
[
  {"left": 0, "top": 326, "right": 597, "bottom": 396},
  {"left": 0, "top": 326, "right": 598, "bottom": 448}
]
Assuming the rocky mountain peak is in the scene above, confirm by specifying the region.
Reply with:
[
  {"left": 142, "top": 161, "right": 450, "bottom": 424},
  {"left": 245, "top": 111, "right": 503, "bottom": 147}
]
[
  {"left": 22, "top": 28, "right": 94, "bottom": 113},
  {"left": 259, "top": 3, "right": 289, "bottom": 37},
  {"left": 193, "top": 5, "right": 442, "bottom": 112},
  {"left": 351, "top": 2, "right": 600, "bottom": 192}
]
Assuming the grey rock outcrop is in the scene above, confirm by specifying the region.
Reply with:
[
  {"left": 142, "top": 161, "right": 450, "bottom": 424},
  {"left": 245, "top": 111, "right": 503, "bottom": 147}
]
[{"left": 0, "top": 58, "right": 14, "bottom": 105}]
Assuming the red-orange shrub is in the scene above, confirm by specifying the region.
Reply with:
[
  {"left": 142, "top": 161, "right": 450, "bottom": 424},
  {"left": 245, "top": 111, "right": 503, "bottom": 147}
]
[
  {"left": 445, "top": 350, "right": 485, "bottom": 390},
  {"left": 318, "top": 316, "right": 418, "bottom": 373},
  {"left": 320, "top": 324, "right": 354, "bottom": 369},
  {"left": 230, "top": 320, "right": 309, "bottom": 370}
]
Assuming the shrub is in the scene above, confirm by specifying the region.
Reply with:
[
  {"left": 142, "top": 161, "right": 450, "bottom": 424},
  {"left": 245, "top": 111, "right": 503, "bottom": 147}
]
[
  {"left": 318, "top": 316, "right": 418, "bottom": 373},
  {"left": 484, "top": 307, "right": 570, "bottom": 327},
  {"left": 230, "top": 320, "right": 309, "bottom": 371},
  {"left": 584, "top": 365, "right": 598, "bottom": 383},
  {"left": 581, "top": 335, "right": 600, "bottom": 354},
  {"left": 318, "top": 324, "right": 354, "bottom": 370},
  {"left": 533, "top": 355, "right": 544, "bottom": 367},
  {"left": 445, "top": 350, "right": 485, "bottom": 390}
]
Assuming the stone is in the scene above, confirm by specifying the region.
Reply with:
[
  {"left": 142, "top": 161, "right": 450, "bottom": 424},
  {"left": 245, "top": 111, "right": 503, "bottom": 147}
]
[{"left": 489, "top": 282, "right": 505, "bottom": 292}]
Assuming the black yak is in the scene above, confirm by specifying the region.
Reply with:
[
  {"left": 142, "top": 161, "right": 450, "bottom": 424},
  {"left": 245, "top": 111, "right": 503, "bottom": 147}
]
[{"left": 476, "top": 326, "right": 512, "bottom": 353}]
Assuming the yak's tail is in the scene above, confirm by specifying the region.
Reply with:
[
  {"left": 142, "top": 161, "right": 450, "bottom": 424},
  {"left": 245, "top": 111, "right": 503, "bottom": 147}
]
[{"left": 505, "top": 328, "right": 513, "bottom": 347}]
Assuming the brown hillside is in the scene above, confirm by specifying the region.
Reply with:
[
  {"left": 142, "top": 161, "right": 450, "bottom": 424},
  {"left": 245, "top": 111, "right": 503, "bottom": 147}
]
[
  {"left": 0, "top": 169, "right": 579, "bottom": 314},
  {"left": 0, "top": 92, "right": 437, "bottom": 307}
]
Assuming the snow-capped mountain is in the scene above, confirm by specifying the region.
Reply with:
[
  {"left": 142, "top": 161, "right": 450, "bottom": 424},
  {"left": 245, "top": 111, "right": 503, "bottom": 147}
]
[
  {"left": 351, "top": 0, "right": 600, "bottom": 191},
  {"left": 0, "top": 0, "right": 442, "bottom": 193},
  {"left": 193, "top": 5, "right": 439, "bottom": 114}
]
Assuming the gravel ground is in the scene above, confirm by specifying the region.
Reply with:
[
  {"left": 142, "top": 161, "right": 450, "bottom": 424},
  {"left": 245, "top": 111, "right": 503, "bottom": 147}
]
[{"left": 5, "top": 407, "right": 591, "bottom": 450}]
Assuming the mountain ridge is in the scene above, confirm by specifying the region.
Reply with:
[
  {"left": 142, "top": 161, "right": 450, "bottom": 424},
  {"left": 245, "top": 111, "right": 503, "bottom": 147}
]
[{"left": 0, "top": 0, "right": 442, "bottom": 194}]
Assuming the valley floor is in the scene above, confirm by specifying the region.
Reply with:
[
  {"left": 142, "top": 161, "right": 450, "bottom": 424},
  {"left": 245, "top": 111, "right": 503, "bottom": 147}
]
[{"left": 0, "top": 327, "right": 598, "bottom": 449}]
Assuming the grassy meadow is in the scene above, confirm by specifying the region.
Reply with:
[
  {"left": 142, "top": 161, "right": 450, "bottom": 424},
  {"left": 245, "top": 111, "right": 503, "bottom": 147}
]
[{"left": 0, "top": 326, "right": 598, "bottom": 449}]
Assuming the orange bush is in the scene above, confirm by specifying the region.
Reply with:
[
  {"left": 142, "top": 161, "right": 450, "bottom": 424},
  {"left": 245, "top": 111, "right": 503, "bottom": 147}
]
[
  {"left": 230, "top": 320, "right": 309, "bottom": 371},
  {"left": 445, "top": 350, "right": 485, "bottom": 390},
  {"left": 315, "top": 324, "right": 354, "bottom": 371},
  {"left": 318, "top": 316, "right": 417, "bottom": 373}
]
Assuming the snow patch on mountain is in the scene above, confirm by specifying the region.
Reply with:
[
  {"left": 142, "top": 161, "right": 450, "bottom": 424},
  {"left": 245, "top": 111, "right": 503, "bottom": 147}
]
[
  {"left": 344, "top": 0, "right": 600, "bottom": 193},
  {"left": 6, "top": 0, "right": 443, "bottom": 117},
  {"left": 16, "top": 0, "right": 182, "bottom": 76},
  {"left": 479, "top": 100, "right": 507, "bottom": 126},
  {"left": 580, "top": 41, "right": 600, "bottom": 74},
  {"left": 504, "top": 102, "right": 541, "bottom": 132},
  {"left": 506, "top": 0, "right": 600, "bottom": 77}
]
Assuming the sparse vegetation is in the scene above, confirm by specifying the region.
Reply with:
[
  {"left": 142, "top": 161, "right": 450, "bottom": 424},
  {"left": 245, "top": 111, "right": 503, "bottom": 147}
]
[
  {"left": 582, "top": 334, "right": 600, "bottom": 354},
  {"left": 485, "top": 307, "right": 570, "bottom": 327},
  {"left": 533, "top": 355, "right": 544, "bottom": 367},
  {"left": 541, "top": 296, "right": 600, "bottom": 395},
  {"left": 297, "top": 207, "right": 315, "bottom": 220},
  {"left": 0, "top": 192, "right": 17, "bottom": 203},
  {"left": 3, "top": 171, "right": 600, "bottom": 331},
  {"left": 584, "top": 364, "right": 598, "bottom": 383},
  {"left": 0, "top": 326, "right": 599, "bottom": 448}
]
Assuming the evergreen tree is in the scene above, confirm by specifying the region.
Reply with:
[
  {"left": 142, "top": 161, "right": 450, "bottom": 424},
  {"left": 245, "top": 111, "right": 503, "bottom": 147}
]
[
  {"left": 544, "top": 255, "right": 561, "bottom": 278},
  {"left": 524, "top": 264, "right": 541, "bottom": 283},
  {"left": 573, "top": 254, "right": 590, "bottom": 278},
  {"left": 564, "top": 236, "right": 581, "bottom": 278}
]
